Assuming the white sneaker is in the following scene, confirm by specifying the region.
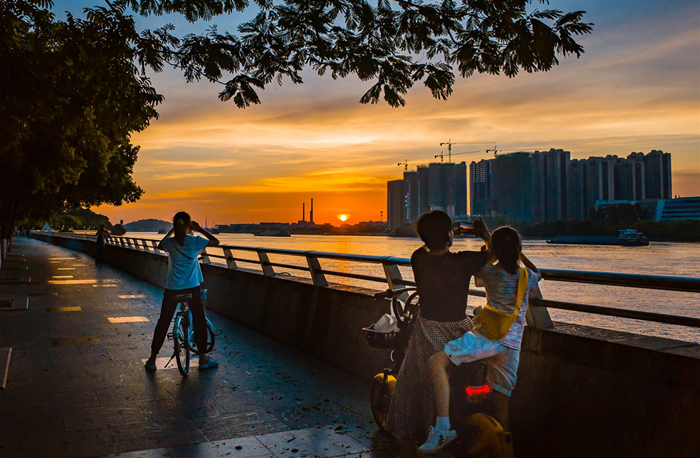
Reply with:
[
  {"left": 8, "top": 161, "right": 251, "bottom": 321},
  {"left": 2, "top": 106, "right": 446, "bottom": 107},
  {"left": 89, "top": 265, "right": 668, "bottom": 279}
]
[{"left": 418, "top": 426, "right": 458, "bottom": 455}]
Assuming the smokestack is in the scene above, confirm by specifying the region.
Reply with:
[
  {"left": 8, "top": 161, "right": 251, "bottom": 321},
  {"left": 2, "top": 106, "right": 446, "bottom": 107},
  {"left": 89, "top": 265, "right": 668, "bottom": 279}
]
[
  {"left": 303, "top": 203, "right": 305, "bottom": 222},
  {"left": 310, "top": 198, "right": 314, "bottom": 224}
]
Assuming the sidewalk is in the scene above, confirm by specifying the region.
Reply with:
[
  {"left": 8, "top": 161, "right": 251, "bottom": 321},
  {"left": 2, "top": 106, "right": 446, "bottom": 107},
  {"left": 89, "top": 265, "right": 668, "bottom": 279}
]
[{"left": 0, "top": 238, "right": 395, "bottom": 458}]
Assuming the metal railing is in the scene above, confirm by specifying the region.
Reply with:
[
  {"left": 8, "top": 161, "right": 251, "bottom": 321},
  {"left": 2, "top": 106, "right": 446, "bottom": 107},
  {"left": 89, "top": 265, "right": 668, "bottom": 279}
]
[{"left": 36, "top": 232, "right": 700, "bottom": 330}]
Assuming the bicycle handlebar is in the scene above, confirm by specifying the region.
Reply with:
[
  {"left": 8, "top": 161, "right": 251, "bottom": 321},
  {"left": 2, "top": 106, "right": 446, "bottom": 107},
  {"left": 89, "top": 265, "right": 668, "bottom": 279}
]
[{"left": 374, "top": 287, "right": 416, "bottom": 300}]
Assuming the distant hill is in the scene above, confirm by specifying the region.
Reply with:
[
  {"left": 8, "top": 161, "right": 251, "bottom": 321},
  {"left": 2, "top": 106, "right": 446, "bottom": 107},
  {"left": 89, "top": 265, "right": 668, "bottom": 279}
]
[{"left": 123, "top": 219, "right": 172, "bottom": 232}]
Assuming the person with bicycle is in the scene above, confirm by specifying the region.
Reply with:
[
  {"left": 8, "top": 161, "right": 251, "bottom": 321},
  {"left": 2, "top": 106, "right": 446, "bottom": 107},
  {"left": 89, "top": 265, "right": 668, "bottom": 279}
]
[
  {"left": 386, "top": 210, "right": 491, "bottom": 458},
  {"left": 95, "top": 224, "right": 110, "bottom": 264},
  {"left": 417, "top": 226, "right": 542, "bottom": 455},
  {"left": 145, "top": 211, "right": 220, "bottom": 371}
]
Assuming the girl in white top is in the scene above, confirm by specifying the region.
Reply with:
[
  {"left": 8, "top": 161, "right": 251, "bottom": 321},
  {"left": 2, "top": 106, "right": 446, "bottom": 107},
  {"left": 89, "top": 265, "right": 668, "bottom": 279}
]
[{"left": 145, "top": 212, "right": 220, "bottom": 371}]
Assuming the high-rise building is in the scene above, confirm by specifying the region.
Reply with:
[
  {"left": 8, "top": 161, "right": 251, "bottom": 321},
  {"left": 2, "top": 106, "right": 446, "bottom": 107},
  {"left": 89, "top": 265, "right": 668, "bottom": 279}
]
[
  {"left": 395, "top": 149, "right": 672, "bottom": 225},
  {"left": 386, "top": 161, "right": 468, "bottom": 230},
  {"left": 533, "top": 148, "right": 571, "bottom": 222},
  {"left": 470, "top": 159, "right": 495, "bottom": 216},
  {"left": 643, "top": 150, "right": 672, "bottom": 199},
  {"left": 387, "top": 179, "right": 405, "bottom": 231},
  {"left": 452, "top": 162, "right": 468, "bottom": 217},
  {"left": 568, "top": 158, "right": 588, "bottom": 220},
  {"left": 403, "top": 171, "right": 420, "bottom": 224},
  {"left": 417, "top": 166, "right": 430, "bottom": 217},
  {"left": 426, "top": 162, "right": 467, "bottom": 217},
  {"left": 614, "top": 153, "right": 645, "bottom": 201},
  {"left": 492, "top": 152, "right": 536, "bottom": 222},
  {"left": 584, "top": 156, "right": 617, "bottom": 215}
]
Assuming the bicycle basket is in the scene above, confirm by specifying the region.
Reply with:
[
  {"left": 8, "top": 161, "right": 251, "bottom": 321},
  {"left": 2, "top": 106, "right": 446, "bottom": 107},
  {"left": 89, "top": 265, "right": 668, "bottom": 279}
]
[{"left": 362, "top": 324, "right": 402, "bottom": 349}]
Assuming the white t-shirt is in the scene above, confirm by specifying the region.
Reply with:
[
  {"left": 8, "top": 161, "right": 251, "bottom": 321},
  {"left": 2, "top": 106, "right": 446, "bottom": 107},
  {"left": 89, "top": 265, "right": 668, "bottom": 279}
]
[{"left": 161, "top": 235, "right": 209, "bottom": 290}]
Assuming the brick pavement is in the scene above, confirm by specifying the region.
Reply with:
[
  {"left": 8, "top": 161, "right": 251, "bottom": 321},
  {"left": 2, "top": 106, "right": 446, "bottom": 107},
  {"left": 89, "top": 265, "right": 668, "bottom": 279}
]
[{"left": 0, "top": 238, "right": 398, "bottom": 458}]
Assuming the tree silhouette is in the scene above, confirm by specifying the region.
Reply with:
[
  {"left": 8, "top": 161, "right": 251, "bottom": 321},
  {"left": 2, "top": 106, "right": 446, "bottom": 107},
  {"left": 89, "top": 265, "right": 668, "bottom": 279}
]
[
  {"left": 0, "top": 1, "right": 160, "bottom": 255},
  {"left": 120, "top": 0, "right": 593, "bottom": 107}
]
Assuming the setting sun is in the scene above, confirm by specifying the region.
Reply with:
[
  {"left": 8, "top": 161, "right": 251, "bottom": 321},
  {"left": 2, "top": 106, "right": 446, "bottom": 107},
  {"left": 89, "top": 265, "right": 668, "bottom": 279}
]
[{"left": 338, "top": 214, "right": 348, "bottom": 222}]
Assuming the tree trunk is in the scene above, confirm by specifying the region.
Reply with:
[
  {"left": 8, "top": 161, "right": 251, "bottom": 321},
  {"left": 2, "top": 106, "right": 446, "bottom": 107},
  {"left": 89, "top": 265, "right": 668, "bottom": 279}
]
[
  {"left": 0, "top": 206, "right": 18, "bottom": 264},
  {"left": 0, "top": 217, "right": 12, "bottom": 263}
]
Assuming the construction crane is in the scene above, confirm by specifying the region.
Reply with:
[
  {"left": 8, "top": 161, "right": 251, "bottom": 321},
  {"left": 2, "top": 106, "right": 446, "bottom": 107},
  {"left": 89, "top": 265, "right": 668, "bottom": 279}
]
[
  {"left": 440, "top": 140, "right": 496, "bottom": 163},
  {"left": 398, "top": 160, "right": 409, "bottom": 171},
  {"left": 435, "top": 150, "right": 482, "bottom": 163},
  {"left": 486, "top": 146, "right": 532, "bottom": 157}
]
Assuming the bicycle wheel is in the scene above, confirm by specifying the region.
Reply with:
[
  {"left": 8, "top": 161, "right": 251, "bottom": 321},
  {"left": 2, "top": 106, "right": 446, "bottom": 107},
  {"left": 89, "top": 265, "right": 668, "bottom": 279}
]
[
  {"left": 370, "top": 373, "right": 396, "bottom": 430},
  {"left": 174, "top": 320, "right": 190, "bottom": 376}
]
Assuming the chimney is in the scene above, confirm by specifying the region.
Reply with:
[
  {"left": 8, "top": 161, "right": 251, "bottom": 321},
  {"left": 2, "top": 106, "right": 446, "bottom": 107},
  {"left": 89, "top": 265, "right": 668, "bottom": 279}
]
[
  {"left": 302, "top": 203, "right": 306, "bottom": 222},
  {"left": 310, "top": 198, "right": 314, "bottom": 224}
]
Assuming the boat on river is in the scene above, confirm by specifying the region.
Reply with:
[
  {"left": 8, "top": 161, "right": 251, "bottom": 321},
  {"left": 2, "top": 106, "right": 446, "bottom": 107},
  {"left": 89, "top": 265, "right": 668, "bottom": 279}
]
[
  {"left": 547, "top": 229, "right": 649, "bottom": 246},
  {"left": 617, "top": 229, "right": 649, "bottom": 246}
]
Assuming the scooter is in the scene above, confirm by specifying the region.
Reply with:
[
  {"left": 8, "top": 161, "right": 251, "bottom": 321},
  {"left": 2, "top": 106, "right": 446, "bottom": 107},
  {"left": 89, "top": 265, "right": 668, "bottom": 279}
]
[{"left": 364, "top": 288, "right": 514, "bottom": 458}]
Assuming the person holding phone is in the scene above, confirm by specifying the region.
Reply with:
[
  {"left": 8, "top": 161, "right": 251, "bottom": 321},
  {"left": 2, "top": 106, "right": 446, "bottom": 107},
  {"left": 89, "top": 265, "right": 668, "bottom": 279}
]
[
  {"left": 386, "top": 211, "right": 492, "bottom": 457},
  {"left": 145, "top": 212, "right": 220, "bottom": 371},
  {"left": 418, "top": 226, "right": 543, "bottom": 455}
]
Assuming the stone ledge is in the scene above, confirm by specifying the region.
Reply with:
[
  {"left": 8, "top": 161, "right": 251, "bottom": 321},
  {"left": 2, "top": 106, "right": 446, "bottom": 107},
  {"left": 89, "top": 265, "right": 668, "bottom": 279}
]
[{"left": 523, "top": 322, "right": 700, "bottom": 388}]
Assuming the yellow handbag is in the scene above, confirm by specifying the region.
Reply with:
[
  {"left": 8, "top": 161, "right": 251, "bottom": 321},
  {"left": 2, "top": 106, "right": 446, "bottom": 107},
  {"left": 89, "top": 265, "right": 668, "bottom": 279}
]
[{"left": 475, "top": 268, "right": 529, "bottom": 341}]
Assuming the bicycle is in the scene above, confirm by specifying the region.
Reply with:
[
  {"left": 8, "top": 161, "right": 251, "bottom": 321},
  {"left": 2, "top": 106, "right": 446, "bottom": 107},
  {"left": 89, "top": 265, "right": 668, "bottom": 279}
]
[
  {"left": 364, "top": 287, "right": 514, "bottom": 457},
  {"left": 166, "top": 289, "right": 216, "bottom": 376},
  {"left": 363, "top": 287, "right": 420, "bottom": 430}
]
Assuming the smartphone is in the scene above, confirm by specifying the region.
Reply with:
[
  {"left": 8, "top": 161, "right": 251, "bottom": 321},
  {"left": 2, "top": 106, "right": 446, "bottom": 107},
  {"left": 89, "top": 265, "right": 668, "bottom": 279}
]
[{"left": 455, "top": 223, "right": 475, "bottom": 235}]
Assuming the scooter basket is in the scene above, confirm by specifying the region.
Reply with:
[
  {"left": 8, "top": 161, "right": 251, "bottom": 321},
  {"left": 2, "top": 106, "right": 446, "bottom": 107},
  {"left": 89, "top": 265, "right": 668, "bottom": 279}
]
[{"left": 362, "top": 325, "right": 402, "bottom": 349}]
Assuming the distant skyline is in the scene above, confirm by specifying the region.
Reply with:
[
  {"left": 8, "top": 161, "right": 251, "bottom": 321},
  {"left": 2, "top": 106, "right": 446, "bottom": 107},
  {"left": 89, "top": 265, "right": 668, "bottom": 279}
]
[{"left": 52, "top": 1, "right": 700, "bottom": 225}]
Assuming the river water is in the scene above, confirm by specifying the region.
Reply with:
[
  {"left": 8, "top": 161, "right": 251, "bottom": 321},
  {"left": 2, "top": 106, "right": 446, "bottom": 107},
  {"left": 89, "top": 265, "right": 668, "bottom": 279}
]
[{"left": 126, "top": 232, "right": 700, "bottom": 343}]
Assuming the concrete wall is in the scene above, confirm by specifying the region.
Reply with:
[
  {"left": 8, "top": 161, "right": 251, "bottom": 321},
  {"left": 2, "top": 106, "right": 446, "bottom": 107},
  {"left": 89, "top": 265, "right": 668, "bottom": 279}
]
[{"left": 34, "top": 233, "right": 700, "bottom": 457}]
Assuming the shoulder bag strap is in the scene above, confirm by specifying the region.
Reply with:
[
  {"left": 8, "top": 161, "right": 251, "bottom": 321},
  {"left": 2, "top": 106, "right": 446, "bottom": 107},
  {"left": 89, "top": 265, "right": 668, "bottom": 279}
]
[{"left": 513, "top": 267, "right": 529, "bottom": 314}]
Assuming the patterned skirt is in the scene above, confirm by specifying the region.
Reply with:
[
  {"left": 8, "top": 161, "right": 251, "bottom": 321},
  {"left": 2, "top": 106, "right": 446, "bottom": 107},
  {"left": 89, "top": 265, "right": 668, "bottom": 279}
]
[{"left": 385, "top": 315, "right": 474, "bottom": 442}]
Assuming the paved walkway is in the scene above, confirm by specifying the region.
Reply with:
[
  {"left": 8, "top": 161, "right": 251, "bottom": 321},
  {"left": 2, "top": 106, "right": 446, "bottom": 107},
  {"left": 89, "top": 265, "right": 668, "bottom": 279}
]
[{"left": 0, "top": 238, "right": 396, "bottom": 458}]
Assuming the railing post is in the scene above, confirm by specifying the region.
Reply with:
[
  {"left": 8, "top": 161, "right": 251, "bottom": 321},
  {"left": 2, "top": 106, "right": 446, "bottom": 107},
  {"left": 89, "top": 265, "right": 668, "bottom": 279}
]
[
  {"left": 527, "top": 298, "right": 554, "bottom": 330},
  {"left": 382, "top": 261, "right": 404, "bottom": 290},
  {"left": 119, "top": 238, "right": 126, "bottom": 248},
  {"left": 383, "top": 261, "right": 409, "bottom": 302},
  {"left": 258, "top": 250, "right": 275, "bottom": 276},
  {"left": 151, "top": 240, "right": 160, "bottom": 254},
  {"left": 125, "top": 238, "right": 133, "bottom": 249},
  {"left": 141, "top": 240, "right": 151, "bottom": 253},
  {"left": 200, "top": 248, "right": 211, "bottom": 265},
  {"left": 306, "top": 254, "right": 328, "bottom": 287},
  {"left": 223, "top": 248, "right": 238, "bottom": 270}
]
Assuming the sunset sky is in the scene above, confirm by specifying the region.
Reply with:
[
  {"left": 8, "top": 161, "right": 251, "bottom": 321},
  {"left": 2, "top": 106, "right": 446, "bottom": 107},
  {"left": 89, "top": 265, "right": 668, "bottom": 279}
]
[{"left": 55, "top": 0, "right": 700, "bottom": 226}]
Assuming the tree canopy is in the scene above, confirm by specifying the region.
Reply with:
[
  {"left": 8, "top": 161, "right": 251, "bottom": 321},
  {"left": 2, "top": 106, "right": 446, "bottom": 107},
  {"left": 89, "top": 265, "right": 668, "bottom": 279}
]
[
  {"left": 119, "top": 0, "right": 593, "bottom": 107},
  {"left": 0, "top": 0, "right": 161, "bottom": 244}
]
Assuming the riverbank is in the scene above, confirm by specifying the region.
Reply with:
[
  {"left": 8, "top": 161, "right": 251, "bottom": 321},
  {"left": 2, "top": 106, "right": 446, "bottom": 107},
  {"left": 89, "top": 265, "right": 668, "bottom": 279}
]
[{"left": 517, "top": 219, "right": 700, "bottom": 243}]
